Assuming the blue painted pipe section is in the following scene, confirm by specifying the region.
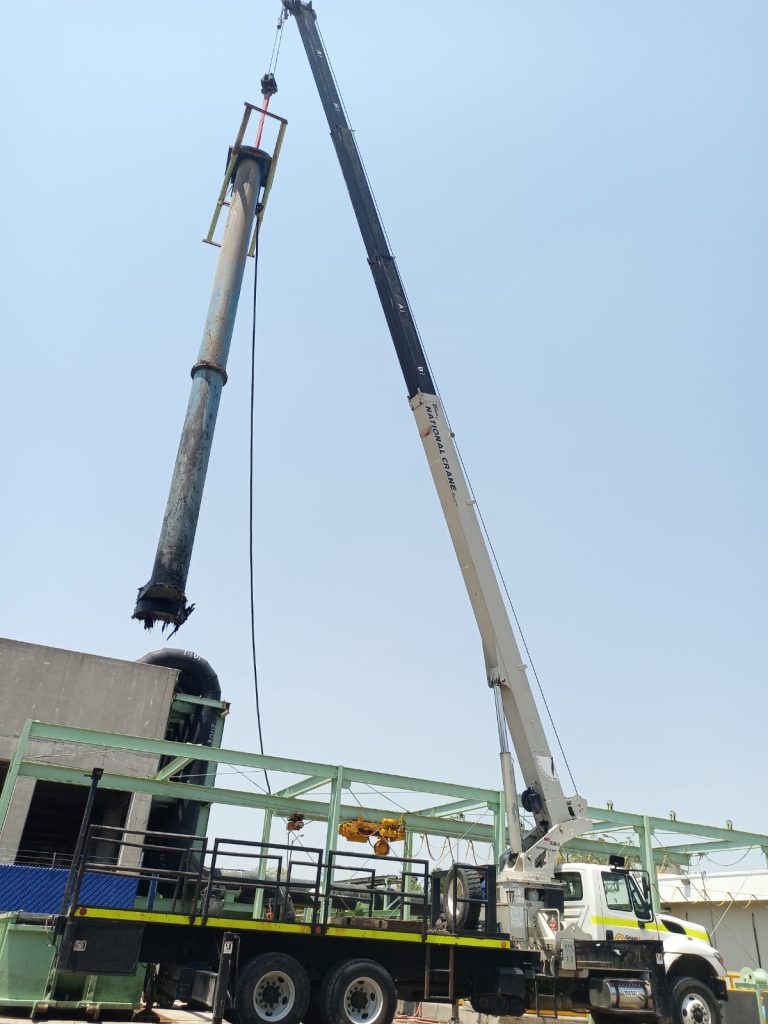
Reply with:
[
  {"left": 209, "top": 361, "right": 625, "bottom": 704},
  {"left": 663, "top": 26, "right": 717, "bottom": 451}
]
[{"left": 134, "top": 149, "right": 269, "bottom": 628}]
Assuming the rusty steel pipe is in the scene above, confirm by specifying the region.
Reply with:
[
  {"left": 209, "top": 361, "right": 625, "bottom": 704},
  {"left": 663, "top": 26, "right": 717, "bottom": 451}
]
[{"left": 133, "top": 148, "right": 270, "bottom": 629}]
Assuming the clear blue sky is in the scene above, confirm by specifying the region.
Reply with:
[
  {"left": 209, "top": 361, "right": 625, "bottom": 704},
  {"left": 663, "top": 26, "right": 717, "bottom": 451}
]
[{"left": 1, "top": 2, "right": 766, "bottom": 857}]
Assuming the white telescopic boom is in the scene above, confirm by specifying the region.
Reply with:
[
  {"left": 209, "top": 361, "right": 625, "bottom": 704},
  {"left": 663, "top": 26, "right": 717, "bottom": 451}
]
[{"left": 286, "top": 0, "right": 591, "bottom": 873}]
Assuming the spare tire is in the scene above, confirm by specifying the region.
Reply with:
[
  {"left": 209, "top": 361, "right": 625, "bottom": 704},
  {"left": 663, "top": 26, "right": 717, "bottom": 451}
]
[{"left": 443, "top": 866, "right": 483, "bottom": 931}]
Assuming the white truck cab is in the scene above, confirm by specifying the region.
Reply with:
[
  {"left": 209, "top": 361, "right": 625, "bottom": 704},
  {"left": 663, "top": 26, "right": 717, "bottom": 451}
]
[{"left": 556, "top": 864, "right": 728, "bottom": 1024}]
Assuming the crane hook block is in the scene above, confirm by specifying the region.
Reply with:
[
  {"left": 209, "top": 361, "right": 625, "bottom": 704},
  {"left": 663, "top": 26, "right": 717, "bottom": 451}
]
[{"left": 261, "top": 73, "right": 278, "bottom": 97}]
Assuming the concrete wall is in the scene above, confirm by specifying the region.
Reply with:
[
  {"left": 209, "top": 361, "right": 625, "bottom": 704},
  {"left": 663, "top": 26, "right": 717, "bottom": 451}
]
[{"left": 0, "top": 638, "right": 177, "bottom": 863}]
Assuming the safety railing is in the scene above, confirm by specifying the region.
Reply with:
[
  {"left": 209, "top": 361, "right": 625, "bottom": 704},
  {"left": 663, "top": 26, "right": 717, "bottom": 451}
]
[
  {"left": 324, "top": 848, "right": 430, "bottom": 933},
  {"left": 203, "top": 836, "right": 324, "bottom": 925},
  {"left": 60, "top": 825, "right": 431, "bottom": 934},
  {"left": 68, "top": 825, "right": 210, "bottom": 917}
]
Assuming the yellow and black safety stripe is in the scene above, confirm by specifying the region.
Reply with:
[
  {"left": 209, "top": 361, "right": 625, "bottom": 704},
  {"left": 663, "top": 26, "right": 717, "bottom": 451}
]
[
  {"left": 590, "top": 916, "right": 710, "bottom": 942},
  {"left": 74, "top": 906, "right": 511, "bottom": 950}
]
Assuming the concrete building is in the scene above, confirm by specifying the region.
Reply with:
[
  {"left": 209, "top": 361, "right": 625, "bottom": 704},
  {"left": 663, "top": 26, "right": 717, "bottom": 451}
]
[
  {"left": 658, "top": 870, "right": 768, "bottom": 972},
  {"left": 0, "top": 638, "right": 179, "bottom": 866}
]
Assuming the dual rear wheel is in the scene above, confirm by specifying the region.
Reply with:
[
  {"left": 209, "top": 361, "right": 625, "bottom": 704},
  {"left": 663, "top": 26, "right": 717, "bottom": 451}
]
[{"left": 235, "top": 953, "right": 396, "bottom": 1024}]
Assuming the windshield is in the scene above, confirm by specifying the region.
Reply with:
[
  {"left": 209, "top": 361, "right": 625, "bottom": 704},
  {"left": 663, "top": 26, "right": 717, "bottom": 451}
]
[{"left": 600, "top": 870, "right": 653, "bottom": 921}]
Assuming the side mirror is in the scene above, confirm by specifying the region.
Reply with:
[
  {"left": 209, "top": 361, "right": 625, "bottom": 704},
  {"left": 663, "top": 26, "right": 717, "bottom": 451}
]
[{"left": 634, "top": 871, "right": 654, "bottom": 922}]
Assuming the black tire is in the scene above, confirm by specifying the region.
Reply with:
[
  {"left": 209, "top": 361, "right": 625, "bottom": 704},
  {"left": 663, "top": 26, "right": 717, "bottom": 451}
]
[
  {"left": 320, "top": 959, "right": 396, "bottom": 1024},
  {"left": 235, "top": 953, "right": 310, "bottom": 1024},
  {"left": 671, "top": 977, "right": 722, "bottom": 1024},
  {"left": 302, "top": 991, "right": 324, "bottom": 1024},
  {"left": 443, "top": 865, "right": 483, "bottom": 931}
]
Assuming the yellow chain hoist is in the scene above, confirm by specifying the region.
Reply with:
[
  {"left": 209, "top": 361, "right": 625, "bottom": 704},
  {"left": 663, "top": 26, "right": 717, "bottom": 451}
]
[{"left": 338, "top": 816, "right": 405, "bottom": 857}]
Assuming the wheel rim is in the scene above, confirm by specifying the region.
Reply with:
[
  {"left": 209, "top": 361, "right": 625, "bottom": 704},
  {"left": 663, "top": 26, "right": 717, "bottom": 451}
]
[
  {"left": 343, "top": 976, "right": 384, "bottom": 1024},
  {"left": 680, "top": 991, "right": 712, "bottom": 1024},
  {"left": 253, "top": 970, "right": 296, "bottom": 1021},
  {"left": 445, "top": 877, "right": 464, "bottom": 919}
]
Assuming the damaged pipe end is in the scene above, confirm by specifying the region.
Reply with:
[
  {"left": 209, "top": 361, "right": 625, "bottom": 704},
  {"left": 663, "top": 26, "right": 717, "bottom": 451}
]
[{"left": 132, "top": 580, "right": 195, "bottom": 631}]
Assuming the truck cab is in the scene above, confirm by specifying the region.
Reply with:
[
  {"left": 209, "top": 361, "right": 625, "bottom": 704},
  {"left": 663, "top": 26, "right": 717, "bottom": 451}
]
[{"left": 556, "top": 863, "right": 728, "bottom": 1024}]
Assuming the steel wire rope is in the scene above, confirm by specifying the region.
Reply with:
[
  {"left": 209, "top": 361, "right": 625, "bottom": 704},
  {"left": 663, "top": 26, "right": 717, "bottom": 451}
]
[
  {"left": 361, "top": 782, "right": 410, "bottom": 814},
  {"left": 452, "top": 442, "right": 579, "bottom": 795},
  {"left": 711, "top": 873, "right": 754, "bottom": 936},
  {"left": 311, "top": 11, "right": 578, "bottom": 797},
  {"left": 704, "top": 847, "right": 757, "bottom": 868},
  {"left": 248, "top": 202, "right": 270, "bottom": 795},
  {"left": 267, "top": 10, "right": 287, "bottom": 75},
  {"left": 245, "top": 5, "right": 290, "bottom": 800}
]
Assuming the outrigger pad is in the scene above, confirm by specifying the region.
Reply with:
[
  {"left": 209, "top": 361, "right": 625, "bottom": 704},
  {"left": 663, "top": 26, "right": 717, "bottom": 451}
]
[{"left": 57, "top": 918, "right": 145, "bottom": 975}]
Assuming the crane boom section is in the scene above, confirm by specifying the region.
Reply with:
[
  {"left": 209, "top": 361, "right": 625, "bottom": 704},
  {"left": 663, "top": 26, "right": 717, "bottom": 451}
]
[
  {"left": 286, "top": 1, "right": 584, "bottom": 851},
  {"left": 411, "top": 394, "right": 569, "bottom": 827},
  {"left": 285, "top": 3, "right": 433, "bottom": 401}
]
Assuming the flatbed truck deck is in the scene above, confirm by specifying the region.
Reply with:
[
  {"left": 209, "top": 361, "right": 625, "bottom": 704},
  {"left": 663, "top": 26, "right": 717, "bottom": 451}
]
[{"left": 50, "top": 826, "right": 671, "bottom": 1024}]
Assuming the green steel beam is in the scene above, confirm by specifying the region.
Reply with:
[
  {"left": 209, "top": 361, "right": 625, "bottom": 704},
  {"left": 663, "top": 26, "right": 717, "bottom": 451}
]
[
  {"left": 416, "top": 798, "right": 491, "bottom": 817},
  {"left": 587, "top": 805, "right": 766, "bottom": 847},
  {"left": 563, "top": 837, "right": 690, "bottom": 867},
  {"left": 23, "top": 721, "right": 499, "bottom": 804},
  {"left": 171, "top": 694, "right": 228, "bottom": 710},
  {"left": 5, "top": 722, "right": 766, "bottom": 859},
  {"left": 16, "top": 761, "right": 495, "bottom": 843},
  {"left": 658, "top": 839, "right": 759, "bottom": 855},
  {"left": 154, "top": 756, "right": 195, "bottom": 781},
  {"left": 274, "top": 776, "right": 332, "bottom": 799}
]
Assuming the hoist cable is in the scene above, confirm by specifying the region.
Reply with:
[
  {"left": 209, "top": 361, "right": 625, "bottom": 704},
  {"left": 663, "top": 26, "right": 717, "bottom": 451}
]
[
  {"left": 267, "top": 10, "right": 287, "bottom": 74},
  {"left": 248, "top": 230, "right": 271, "bottom": 795},
  {"left": 453, "top": 441, "right": 579, "bottom": 796}
]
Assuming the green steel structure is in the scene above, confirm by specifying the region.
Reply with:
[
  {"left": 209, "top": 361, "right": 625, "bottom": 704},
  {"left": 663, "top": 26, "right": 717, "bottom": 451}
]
[{"left": 2, "top": 719, "right": 767, "bottom": 915}]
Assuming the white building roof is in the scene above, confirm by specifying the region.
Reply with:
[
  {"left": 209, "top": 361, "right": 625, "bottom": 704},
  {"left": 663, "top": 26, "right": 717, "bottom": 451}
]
[{"left": 658, "top": 870, "right": 768, "bottom": 905}]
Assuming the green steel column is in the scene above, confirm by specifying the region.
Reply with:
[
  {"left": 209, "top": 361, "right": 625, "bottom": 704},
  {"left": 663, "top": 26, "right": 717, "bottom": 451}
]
[
  {"left": 403, "top": 831, "right": 414, "bottom": 921},
  {"left": 637, "top": 815, "right": 660, "bottom": 913},
  {"left": 0, "top": 718, "right": 33, "bottom": 835},
  {"left": 195, "top": 709, "right": 228, "bottom": 841},
  {"left": 322, "top": 766, "right": 345, "bottom": 910},
  {"left": 253, "top": 809, "right": 274, "bottom": 919}
]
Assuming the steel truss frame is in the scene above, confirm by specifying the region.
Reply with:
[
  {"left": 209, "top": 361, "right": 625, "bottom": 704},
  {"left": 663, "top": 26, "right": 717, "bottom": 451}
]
[{"left": 1, "top": 720, "right": 766, "bottom": 913}]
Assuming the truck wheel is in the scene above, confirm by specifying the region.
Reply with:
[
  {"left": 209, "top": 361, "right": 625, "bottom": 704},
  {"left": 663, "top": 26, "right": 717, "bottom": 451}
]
[
  {"left": 672, "top": 978, "right": 721, "bottom": 1024},
  {"left": 443, "top": 866, "right": 483, "bottom": 931},
  {"left": 320, "top": 959, "right": 396, "bottom": 1024},
  {"left": 236, "top": 953, "right": 310, "bottom": 1024}
]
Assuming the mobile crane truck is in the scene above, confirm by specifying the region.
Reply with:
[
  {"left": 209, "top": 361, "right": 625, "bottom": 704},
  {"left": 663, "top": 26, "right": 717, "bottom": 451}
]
[
  {"left": 50, "top": 5, "right": 725, "bottom": 1024},
  {"left": 283, "top": 3, "right": 728, "bottom": 1024}
]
